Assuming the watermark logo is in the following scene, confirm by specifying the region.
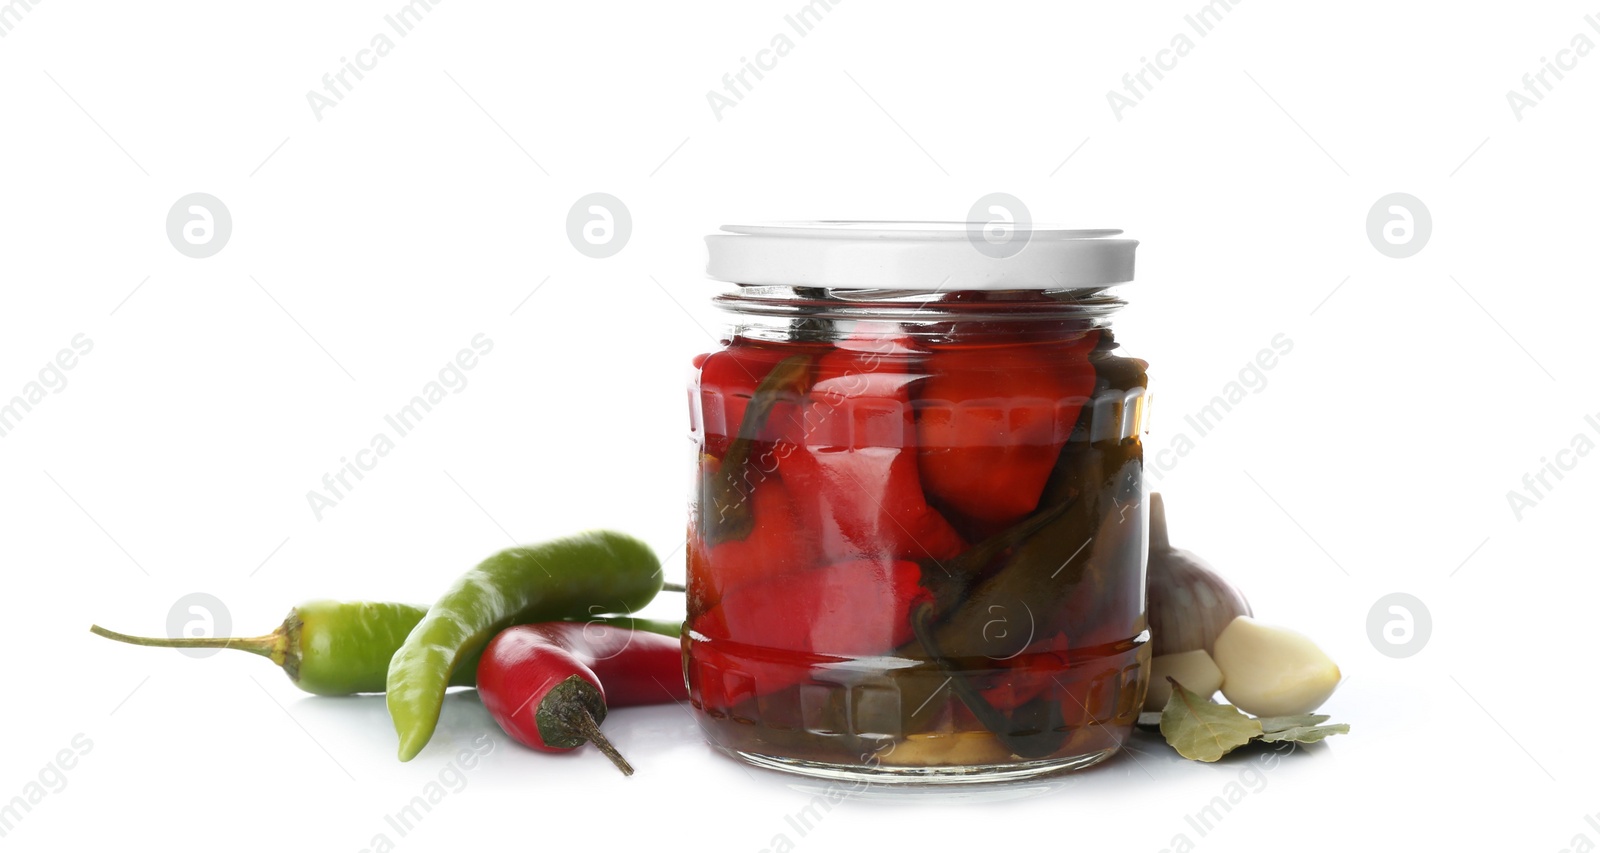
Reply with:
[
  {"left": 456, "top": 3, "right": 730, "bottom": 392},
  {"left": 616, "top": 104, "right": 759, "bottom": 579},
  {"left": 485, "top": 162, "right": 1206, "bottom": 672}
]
[
  {"left": 356, "top": 733, "right": 497, "bottom": 852},
  {"left": 758, "top": 740, "right": 895, "bottom": 852},
  {"left": 0, "top": 734, "right": 94, "bottom": 841},
  {"left": 0, "top": 0, "right": 40, "bottom": 38},
  {"left": 1367, "top": 592, "right": 1431, "bottom": 658},
  {"left": 1505, "top": 16, "right": 1599, "bottom": 121},
  {"left": 306, "top": 334, "right": 494, "bottom": 520},
  {"left": 1365, "top": 193, "right": 1430, "bottom": 259},
  {"left": 1149, "top": 332, "right": 1294, "bottom": 481},
  {"left": 0, "top": 334, "right": 94, "bottom": 440},
  {"left": 580, "top": 604, "right": 642, "bottom": 661},
  {"left": 1105, "top": 0, "right": 1243, "bottom": 121},
  {"left": 979, "top": 600, "right": 1037, "bottom": 661},
  {"left": 1506, "top": 412, "right": 1599, "bottom": 520},
  {"left": 166, "top": 593, "right": 231, "bottom": 658},
  {"left": 566, "top": 193, "right": 631, "bottom": 259},
  {"left": 704, "top": 0, "right": 841, "bottom": 120},
  {"left": 166, "top": 193, "right": 232, "bottom": 259},
  {"left": 304, "top": 0, "right": 443, "bottom": 121},
  {"left": 966, "top": 192, "right": 1031, "bottom": 259},
  {"left": 1157, "top": 740, "right": 1299, "bottom": 852},
  {"left": 1552, "top": 808, "right": 1600, "bottom": 853}
]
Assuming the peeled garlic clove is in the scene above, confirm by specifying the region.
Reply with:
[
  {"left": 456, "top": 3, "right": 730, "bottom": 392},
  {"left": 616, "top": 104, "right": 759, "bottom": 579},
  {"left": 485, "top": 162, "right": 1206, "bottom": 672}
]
[
  {"left": 1143, "top": 649, "right": 1224, "bottom": 711},
  {"left": 1146, "top": 493, "right": 1253, "bottom": 658},
  {"left": 1212, "top": 616, "right": 1341, "bottom": 717}
]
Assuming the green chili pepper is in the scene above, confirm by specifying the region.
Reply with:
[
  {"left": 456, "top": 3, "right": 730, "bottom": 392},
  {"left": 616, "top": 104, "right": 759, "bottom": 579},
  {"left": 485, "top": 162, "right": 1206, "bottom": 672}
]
[
  {"left": 386, "top": 530, "right": 663, "bottom": 762},
  {"left": 90, "top": 601, "right": 684, "bottom": 697},
  {"left": 90, "top": 601, "right": 467, "bottom": 696},
  {"left": 927, "top": 445, "right": 1107, "bottom": 657},
  {"left": 702, "top": 354, "right": 813, "bottom": 546},
  {"left": 587, "top": 614, "right": 682, "bottom": 638},
  {"left": 916, "top": 497, "right": 1071, "bottom": 618}
]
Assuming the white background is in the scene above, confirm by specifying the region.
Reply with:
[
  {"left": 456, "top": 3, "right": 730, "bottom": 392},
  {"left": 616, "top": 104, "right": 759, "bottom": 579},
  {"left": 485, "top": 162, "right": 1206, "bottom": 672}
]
[{"left": 2, "top": 1, "right": 1597, "bottom": 850}]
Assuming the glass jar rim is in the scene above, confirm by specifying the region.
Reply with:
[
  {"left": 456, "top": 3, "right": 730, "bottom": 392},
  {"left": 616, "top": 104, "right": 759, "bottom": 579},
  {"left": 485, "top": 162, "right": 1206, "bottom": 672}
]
[
  {"left": 714, "top": 285, "right": 1127, "bottom": 325},
  {"left": 706, "top": 221, "right": 1137, "bottom": 291}
]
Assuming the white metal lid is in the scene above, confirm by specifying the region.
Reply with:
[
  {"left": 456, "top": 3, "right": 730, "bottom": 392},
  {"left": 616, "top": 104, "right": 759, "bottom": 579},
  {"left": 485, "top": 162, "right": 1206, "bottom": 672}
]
[{"left": 705, "top": 222, "right": 1137, "bottom": 290}]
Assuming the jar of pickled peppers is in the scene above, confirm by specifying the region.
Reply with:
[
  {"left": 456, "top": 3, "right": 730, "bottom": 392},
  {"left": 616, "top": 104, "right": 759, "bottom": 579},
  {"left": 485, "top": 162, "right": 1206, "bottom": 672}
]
[{"left": 684, "top": 223, "right": 1149, "bottom": 782}]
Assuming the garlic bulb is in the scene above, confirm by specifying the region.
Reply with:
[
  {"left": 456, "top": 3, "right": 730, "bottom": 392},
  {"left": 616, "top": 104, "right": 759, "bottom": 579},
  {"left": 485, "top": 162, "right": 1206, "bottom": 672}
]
[{"left": 1146, "top": 493, "right": 1252, "bottom": 658}]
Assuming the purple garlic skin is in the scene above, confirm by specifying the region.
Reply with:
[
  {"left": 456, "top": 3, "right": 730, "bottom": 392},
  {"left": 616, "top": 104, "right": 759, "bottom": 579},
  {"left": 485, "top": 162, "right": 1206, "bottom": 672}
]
[{"left": 1146, "top": 493, "right": 1252, "bottom": 658}]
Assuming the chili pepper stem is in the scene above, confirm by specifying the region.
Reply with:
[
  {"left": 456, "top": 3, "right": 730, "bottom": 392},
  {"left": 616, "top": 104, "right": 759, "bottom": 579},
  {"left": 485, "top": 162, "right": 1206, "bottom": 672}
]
[
  {"left": 659, "top": 581, "right": 686, "bottom": 594},
  {"left": 568, "top": 707, "right": 634, "bottom": 776},
  {"left": 535, "top": 675, "right": 636, "bottom": 776},
  {"left": 89, "top": 624, "right": 281, "bottom": 658}
]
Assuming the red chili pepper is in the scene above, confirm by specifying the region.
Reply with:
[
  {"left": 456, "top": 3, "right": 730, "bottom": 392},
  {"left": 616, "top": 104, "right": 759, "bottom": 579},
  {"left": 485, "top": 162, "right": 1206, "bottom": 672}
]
[
  {"left": 916, "top": 332, "right": 1100, "bottom": 527},
  {"left": 477, "top": 623, "right": 686, "bottom": 776},
  {"left": 688, "top": 558, "right": 929, "bottom": 710},
  {"left": 782, "top": 337, "right": 966, "bottom": 564}
]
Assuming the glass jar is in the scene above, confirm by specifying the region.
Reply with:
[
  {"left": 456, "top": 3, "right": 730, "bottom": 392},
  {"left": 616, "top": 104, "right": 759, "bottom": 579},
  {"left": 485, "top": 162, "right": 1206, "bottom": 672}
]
[{"left": 684, "top": 223, "right": 1149, "bottom": 783}]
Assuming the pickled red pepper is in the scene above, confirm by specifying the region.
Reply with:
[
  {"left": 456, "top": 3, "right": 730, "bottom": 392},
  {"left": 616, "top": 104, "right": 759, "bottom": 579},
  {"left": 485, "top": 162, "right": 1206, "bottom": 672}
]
[
  {"left": 692, "top": 558, "right": 927, "bottom": 707},
  {"left": 690, "top": 336, "right": 965, "bottom": 706},
  {"left": 781, "top": 336, "right": 966, "bottom": 564},
  {"left": 689, "top": 473, "right": 814, "bottom": 611},
  {"left": 695, "top": 347, "right": 808, "bottom": 470},
  {"left": 917, "top": 332, "right": 1100, "bottom": 527}
]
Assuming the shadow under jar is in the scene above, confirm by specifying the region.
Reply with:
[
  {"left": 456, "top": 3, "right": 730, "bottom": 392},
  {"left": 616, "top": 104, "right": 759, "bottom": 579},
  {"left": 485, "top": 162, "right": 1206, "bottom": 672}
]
[{"left": 684, "top": 223, "right": 1151, "bottom": 783}]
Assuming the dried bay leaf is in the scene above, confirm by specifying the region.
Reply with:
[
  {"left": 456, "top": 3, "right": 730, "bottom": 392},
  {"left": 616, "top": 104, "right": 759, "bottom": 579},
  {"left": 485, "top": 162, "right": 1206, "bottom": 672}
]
[
  {"left": 1154, "top": 684, "right": 1351, "bottom": 759},
  {"left": 1257, "top": 714, "right": 1331, "bottom": 733},
  {"left": 1158, "top": 678, "right": 1262, "bottom": 762},
  {"left": 1259, "top": 723, "right": 1350, "bottom": 744}
]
